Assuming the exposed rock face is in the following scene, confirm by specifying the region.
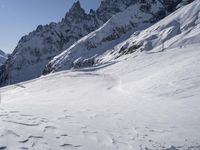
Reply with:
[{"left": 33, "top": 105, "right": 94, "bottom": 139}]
[
  {"left": 0, "top": 50, "right": 7, "bottom": 66},
  {"left": 96, "top": 0, "right": 136, "bottom": 22},
  {"left": 0, "top": 0, "right": 193, "bottom": 86}
]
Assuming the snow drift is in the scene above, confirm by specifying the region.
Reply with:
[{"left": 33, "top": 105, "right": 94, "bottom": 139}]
[{"left": 0, "top": 38, "right": 200, "bottom": 150}]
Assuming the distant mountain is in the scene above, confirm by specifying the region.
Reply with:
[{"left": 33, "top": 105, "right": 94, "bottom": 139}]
[
  {"left": 0, "top": 0, "right": 193, "bottom": 86},
  {"left": 0, "top": 50, "right": 7, "bottom": 66},
  {"left": 44, "top": 0, "right": 196, "bottom": 74}
]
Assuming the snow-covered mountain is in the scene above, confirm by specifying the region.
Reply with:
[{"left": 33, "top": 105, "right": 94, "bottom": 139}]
[
  {"left": 0, "top": 0, "right": 136, "bottom": 86},
  {"left": 1, "top": 46, "right": 200, "bottom": 150},
  {"left": 0, "top": 50, "right": 7, "bottom": 66},
  {"left": 0, "top": 1, "right": 199, "bottom": 149},
  {"left": 1, "top": 24, "right": 200, "bottom": 150},
  {"left": 111, "top": 0, "right": 200, "bottom": 54},
  {"left": 44, "top": 0, "right": 197, "bottom": 74},
  {"left": 0, "top": 0, "right": 187, "bottom": 86}
]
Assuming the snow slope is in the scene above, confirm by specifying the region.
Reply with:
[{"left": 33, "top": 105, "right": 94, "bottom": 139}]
[
  {"left": 0, "top": 44, "right": 200, "bottom": 150},
  {"left": 0, "top": 1, "right": 199, "bottom": 149},
  {"left": 111, "top": 0, "right": 200, "bottom": 55}
]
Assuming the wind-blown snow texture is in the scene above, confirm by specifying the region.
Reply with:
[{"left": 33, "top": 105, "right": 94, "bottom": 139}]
[
  {"left": 0, "top": 0, "right": 187, "bottom": 86},
  {"left": 0, "top": 42, "right": 200, "bottom": 150},
  {"left": 0, "top": 0, "right": 200, "bottom": 149}
]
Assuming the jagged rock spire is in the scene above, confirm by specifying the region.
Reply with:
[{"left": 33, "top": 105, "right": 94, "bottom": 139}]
[
  {"left": 70, "top": 0, "right": 81, "bottom": 11},
  {"left": 64, "top": 0, "right": 86, "bottom": 21}
]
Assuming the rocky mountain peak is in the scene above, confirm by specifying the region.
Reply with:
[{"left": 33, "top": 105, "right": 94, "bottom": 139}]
[
  {"left": 64, "top": 1, "right": 86, "bottom": 22},
  {"left": 71, "top": 0, "right": 81, "bottom": 9}
]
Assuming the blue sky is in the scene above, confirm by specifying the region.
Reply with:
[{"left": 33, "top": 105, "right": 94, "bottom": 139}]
[{"left": 0, "top": 0, "right": 101, "bottom": 53}]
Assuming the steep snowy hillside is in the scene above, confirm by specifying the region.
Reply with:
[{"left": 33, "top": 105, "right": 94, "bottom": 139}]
[
  {"left": 0, "top": 1, "right": 199, "bottom": 149},
  {"left": 0, "top": 0, "right": 186, "bottom": 86},
  {"left": 0, "top": 50, "right": 7, "bottom": 66},
  {"left": 109, "top": 0, "right": 200, "bottom": 56},
  {"left": 0, "top": 43, "right": 199, "bottom": 150},
  {"left": 44, "top": 0, "right": 196, "bottom": 74}
]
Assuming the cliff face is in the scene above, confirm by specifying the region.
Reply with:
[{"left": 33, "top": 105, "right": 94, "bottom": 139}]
[
  {"left": 0, "top": 0, "right": 192, "bottom": 86},
  {"left": 0, "top": 50, "right": 7, "bottom": 66}
]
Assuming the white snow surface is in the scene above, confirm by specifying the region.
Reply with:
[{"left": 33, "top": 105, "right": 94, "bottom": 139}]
[
  {"left": 0, "top": 43, "right": 200, "bottom": 149},
  {"left": 0, "top": 1, "right": 200, "bottom": 149}
]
